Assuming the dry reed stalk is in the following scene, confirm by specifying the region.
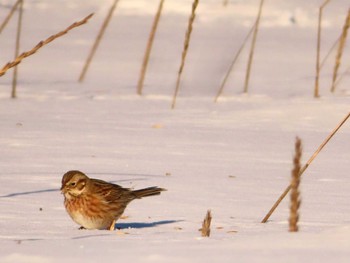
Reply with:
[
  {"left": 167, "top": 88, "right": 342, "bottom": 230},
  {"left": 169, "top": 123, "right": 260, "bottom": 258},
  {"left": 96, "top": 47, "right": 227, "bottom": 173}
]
[
  {"left": 331, "top": 9, "right": 350, "bottom": 93},
  {"left": 261, "top": 111, "right": 350, "bottom": 223},
  {"left": 289, "top": 137, "right": 302, "bottom": 232},
  {"left": 334, "top": 64, "right": 350, "bottom": 88},
  {"left": 78, "top": 0, "right": 119, "bottom": 82},
  {"left": 171, "top": 0, "right": 199, "bottom": 109},
  {"left": 137, "top": 0, "right": 165, "bottom": 95},
  {"left": 0, "top": 13, "right": 94, "bottom": 78},
  {"left": 201, "top": 210, "right": 212, "bottom": 237},
  {"left": 214, "top": 22, "right": 256, "bottom": 102},
  {"left": 0, "top": 0, "right": 21, "bottom": 34},
  {"left": 314, "top": 0, "right": 332, "bottom": 98},
  {"left": 243, "top": 0, "right": 264, "bottom": 93},
  {"left": 320, "top": 34, "right": 340, "bottom": 70},
  {"left": 11, "top": 0, "right": 24, "bottom": 99}
]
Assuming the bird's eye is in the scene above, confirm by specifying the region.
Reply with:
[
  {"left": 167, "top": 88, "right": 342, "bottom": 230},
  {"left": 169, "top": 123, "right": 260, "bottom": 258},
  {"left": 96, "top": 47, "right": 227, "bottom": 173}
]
[{"left": 70, "top": 182, "right": 76, "bottom": 187}]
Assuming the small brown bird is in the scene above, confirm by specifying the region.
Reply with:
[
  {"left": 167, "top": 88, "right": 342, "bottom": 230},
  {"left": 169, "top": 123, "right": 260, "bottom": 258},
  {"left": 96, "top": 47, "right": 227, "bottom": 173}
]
[{"left": 61, "top": 170, "right": 166, "bottom": 230}]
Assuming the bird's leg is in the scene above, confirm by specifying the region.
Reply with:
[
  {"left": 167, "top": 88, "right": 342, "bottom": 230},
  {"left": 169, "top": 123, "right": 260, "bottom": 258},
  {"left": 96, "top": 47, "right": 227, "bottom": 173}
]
[
  {"left": 78, "top": 226, "right": 86, "bottom": 230},
  {"left": 109, "top": 220, "right": 116, "bottom": 231}
]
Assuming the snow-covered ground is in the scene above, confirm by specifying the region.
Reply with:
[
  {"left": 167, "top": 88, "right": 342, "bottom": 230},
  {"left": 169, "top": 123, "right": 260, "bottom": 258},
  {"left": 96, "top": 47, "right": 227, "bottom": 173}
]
[{"left": 0, "top": 0, "right": 349, "bottom": 262}]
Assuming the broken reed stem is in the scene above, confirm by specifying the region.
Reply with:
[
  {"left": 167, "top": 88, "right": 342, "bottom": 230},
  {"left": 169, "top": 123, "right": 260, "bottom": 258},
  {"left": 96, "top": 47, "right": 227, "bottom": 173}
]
[
  {"left": 214, "top": 22, "right": 256, "bottom": 102},
  {"left": 201, "top": 210, "right": 212, "bottom": 237},
  {"left": 289, "top": 137, "right": 302, "bottom": 232},
  {"left": 0, "top": 13, "right": 94, "bottom": 78},
  {"left": 314, "top": 0, "right": 331, "bottom": 98},
  {"left": 261, "top": 112, "right": 350, "bottom": 223},
  {"left": 171, "top": 0, "right": 199, "bottom": 109},
  {"left": 11, "top": 0, "right": 24, "bottom": 99},
  {"left": 78, "top": 0, "right": 119, "bottom": 82},
  {"left": 331, "top": 8, "right": 350, "bottom": 93},
  {"left": 243, "top": 0, "right": 264, "bottom": 93},
  {"left": 137, "top": 0, "right": 165, "bottom": 95},
  {"left": 0, "top": 0, "right": 21, "bottom": 34}
]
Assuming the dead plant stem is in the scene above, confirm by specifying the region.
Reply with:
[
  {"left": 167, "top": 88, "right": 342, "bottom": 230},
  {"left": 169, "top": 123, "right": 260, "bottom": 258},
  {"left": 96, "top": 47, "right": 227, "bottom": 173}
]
[
  {"left": 331, "top": 8, "right": 350, "bottom": 93},
  {"left": 0, "top": 0, "right": 21, "bottom": 34},
  {"left": 314, "top": 0, "right": 331, "bottom": 97},
  {"left": 214, "top": 22, "right": 256, "bottom": 102},
  {"left": 171, "top": 0, "right": 199, "bottom": 109},
  {"left": 243, "top": 0, "right": 264, "bottom": 93},
  {"left": 137, "top": 0, "right": 165, "bottom": 95},
  {"left": 11, "top": 0, "right": 23, "bottom": 98},
  {"left": 0, "top": 13, "right": 94, "bottom": 78},
  {"left": 79, "top": 0, "right": 119, "bottom": 82},
  {"left": 289, "top": 137, "right": 302, "bottom": 232},
  {"left": 261, "top": 111, "right": 350, "bottom": 223}
]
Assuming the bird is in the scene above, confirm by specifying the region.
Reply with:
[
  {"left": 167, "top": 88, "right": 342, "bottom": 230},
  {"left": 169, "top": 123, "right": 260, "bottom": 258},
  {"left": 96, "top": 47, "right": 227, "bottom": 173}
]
[{"left": 61, "top": 170, "right": 166, "bottom": 230}]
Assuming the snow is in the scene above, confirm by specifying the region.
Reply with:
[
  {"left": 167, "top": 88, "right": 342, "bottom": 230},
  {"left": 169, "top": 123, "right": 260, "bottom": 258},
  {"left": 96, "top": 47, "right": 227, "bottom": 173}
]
[{"left": 0, "top": 0, "right": 349, "bottom": 262}]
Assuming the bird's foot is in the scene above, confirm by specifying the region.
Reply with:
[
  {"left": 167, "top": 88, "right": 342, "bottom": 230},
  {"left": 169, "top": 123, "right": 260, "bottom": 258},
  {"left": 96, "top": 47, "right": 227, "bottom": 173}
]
[{"left": 109, "top": 220, "right": 116, "bottom": 231}]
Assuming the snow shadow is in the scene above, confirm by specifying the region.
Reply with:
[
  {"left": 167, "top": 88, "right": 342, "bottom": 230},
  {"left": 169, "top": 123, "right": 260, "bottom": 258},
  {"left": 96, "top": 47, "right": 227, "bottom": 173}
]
[
  {"left": 116, "top": 220, "right": 180, "bottom": 229},
  {"left": 0, "top": 188, "right": 59, "bottom": 198}
]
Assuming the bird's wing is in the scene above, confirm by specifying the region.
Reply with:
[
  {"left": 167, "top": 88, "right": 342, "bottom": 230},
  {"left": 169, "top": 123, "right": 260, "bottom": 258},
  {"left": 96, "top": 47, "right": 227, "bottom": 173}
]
[{"left": 91, "top": 178, "right": 134, "bottom": 203}]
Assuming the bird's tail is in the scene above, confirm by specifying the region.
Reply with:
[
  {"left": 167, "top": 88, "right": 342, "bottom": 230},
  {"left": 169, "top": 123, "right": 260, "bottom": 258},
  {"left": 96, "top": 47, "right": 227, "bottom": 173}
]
[{"left": 132, "top": 187, "right": 166, "bottom": 198}]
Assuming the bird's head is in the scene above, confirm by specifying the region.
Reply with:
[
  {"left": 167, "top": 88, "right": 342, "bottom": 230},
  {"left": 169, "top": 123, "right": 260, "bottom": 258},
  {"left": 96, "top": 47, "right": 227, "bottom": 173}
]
[{"left": 61, "top": 170, "right": 89, "bottom": 199}]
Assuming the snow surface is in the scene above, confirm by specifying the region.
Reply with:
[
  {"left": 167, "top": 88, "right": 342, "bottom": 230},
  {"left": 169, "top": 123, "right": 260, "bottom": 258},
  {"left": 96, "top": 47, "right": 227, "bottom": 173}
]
[{"left": 0, "top": 0, "right": 349, "bottom": 262}]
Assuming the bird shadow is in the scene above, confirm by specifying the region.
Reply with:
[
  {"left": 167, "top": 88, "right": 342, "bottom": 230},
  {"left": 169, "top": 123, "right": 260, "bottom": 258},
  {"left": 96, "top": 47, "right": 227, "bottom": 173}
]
[
  {"left": 115, "top": 220, "right": 180, "bottom": 230},
  {"left": 70, "top": 220, "right": 181, "bottom": 240},
  {"left": 0, "top": 188, "right": 59, "bottom": 198}
]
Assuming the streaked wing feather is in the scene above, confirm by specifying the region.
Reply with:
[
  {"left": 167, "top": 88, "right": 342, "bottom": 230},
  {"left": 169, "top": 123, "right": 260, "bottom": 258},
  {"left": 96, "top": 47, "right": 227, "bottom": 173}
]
[{"left": 90, "top": 178, "right": 135, "bottom": 203}]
